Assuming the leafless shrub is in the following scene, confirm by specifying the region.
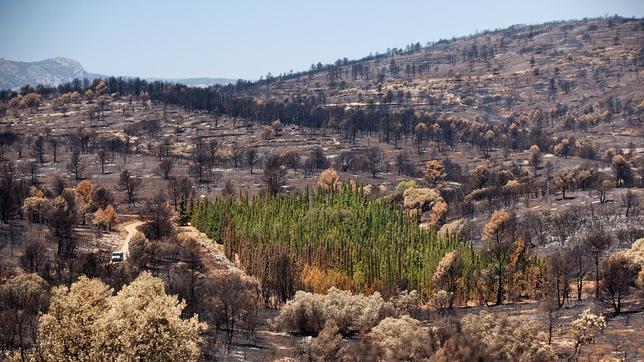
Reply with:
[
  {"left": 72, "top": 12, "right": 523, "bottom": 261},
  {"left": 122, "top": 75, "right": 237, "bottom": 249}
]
[
  {"left": 369, "top": 315, "right": 436, "bottom": 360},
  {"left": 271, "top": 287, "right": 394, "bottom": 336},
  {"left": 460, "top": 311, "right": 554, "bottom": 361}
]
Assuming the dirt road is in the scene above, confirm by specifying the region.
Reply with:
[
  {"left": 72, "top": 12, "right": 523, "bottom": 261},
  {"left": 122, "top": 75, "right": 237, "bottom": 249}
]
[{"left": 117, "top": 220, "right": 145, "bottom": 259}]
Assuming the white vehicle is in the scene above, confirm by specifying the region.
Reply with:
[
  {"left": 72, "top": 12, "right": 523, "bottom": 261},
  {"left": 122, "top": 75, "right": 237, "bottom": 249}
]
[{"left": 111, "top": 251, "right": 125, "bottom": 262}]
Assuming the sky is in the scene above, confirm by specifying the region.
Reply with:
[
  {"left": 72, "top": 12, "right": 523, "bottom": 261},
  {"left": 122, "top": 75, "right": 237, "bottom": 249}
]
[{"left": 1, "top": 0, "right": 642, "bottom": 80}]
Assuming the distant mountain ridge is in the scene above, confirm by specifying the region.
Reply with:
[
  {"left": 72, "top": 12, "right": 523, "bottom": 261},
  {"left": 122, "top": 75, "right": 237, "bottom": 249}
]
[
  {"left": 0, "top": 57, "right": 238, "bottom": 90},
  {"left": 0, "top": 57, "right": 86, "bottom": 90}
]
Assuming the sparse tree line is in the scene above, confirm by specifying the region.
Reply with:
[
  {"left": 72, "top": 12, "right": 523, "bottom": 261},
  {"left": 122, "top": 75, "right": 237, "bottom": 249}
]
[
  {"left": 3, "top": 107, "right": 639, "bottom": 218},
  {"left": 2, "top": 69, "right": 641, "bottom": 168},
  {"left": 448, "top": 153, "right": 641, "bottom": 217},
  {"left": 0, "top": 154, "right": 148, "bottom": 225},
  {"left": 0, "top": 69, "right": 640, "bottom": 228}
]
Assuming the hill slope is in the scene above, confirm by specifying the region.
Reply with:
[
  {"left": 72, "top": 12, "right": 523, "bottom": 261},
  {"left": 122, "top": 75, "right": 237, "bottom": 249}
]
[{"left": 244, "top": 17, "right": 643, "bottom": 122}]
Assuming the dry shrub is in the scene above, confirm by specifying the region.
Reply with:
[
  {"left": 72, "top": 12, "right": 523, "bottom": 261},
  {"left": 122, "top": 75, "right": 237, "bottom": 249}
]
[
  {"left": 369, "top": 315, "right": 437, "bottom": 360},
  {"left": 569, "top": 308, "right": 606, "bottom": 360},
  {"left": 464, "top": 187, "right": 490, "bottom": 202},
  {"left": 389, "top": 290, "right": 420, "bottom": 317},
  {"left": 272, "top": 287, "right": 395, "bottom": 336},
  {"left": 437, "top": 218, "right": 465, "bottom": 238},
  {"left": 303, "top": 320, "right": 342, "bottom": 361},
  {"left": 429, "top": 200, "right": 448, "bottom": 227},
  {"left": 460, "top": 311, "right": 554, "bottom": 361},
  {"left": 433, "top": 329, "right": 490, "bottom": 362},
  {"left": 396, "top": 179, "right": 417, "bottom": 193},
  {"left": 29, "top": 273, "right": 207, "bottom": 362},
  {"left": 431, "top": 251, "right": 463, "bottom": 310},
  {"left": 424, "top": 159, "right": 446, "bottom": 186},
  {"left": 362, "top": 184, "right": 387, "bottom": 198},
  {"left": 429, "top": 290, "right": 452, "bottom": 315},
  {"left": 626, "top": 238, "right": 644, "bottom": 267},
  {"left": 482, "top": 210, "right": 511, "bottom": 241},
  {"left": 403, "top": 187, "right": 441, "bottom": 211},
  {"left": 403, "top": 187, "right": 447, "bottom": 227}
]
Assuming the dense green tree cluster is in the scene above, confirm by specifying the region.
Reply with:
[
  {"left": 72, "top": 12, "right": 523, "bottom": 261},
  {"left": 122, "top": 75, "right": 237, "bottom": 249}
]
[{"left": 192, "top": 186, "right": 480, "bottom": 301}]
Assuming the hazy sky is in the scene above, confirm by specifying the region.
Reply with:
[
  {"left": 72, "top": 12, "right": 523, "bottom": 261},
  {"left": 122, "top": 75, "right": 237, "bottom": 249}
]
[{"left": 1, "top": 0, "right": 642, "bottom": 80}]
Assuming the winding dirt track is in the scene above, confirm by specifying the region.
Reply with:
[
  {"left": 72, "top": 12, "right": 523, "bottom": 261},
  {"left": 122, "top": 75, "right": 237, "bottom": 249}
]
[{"left": 117, "top": 220, "right": 145, "bottom": 259}]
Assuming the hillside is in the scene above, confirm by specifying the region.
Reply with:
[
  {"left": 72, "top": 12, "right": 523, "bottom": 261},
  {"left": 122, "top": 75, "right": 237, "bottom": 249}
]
[
  {"left": 0, "top": 15, "right": 642, "bottom": 361},
  {"left": 244, "top": 17, "right": 642, "bottom": 126}
]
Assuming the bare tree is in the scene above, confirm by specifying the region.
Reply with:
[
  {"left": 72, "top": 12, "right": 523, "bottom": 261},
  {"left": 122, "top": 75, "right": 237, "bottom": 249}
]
[
  {"left": 158, "top": 158, "right": 174, "bottom": 179},
  {"left": 543, "top": 251, "right": 573, "bottom": 308},
  {"left": 302, "top": 157, "right": 315, "bottom": 178},
  {"left": 13, "top": 137, "right": 24, "bottom": 159},
  {"left": 365, "top": 146, "right": 384, "bottom": 178},
  {"left": 96, "top": 149, "right": 111, "bottom": 174},
  {"left": 0, "top": 162, "right": 21, "bottom": 223},
  {"left": 570, "top": 242, "right": 588, "bottom": 301},
  {"left": 66, "top": 150, "right": 85, "bottom": 180},
  {"left": 143, "top": 192, "right": 174, "bottom": 240},
  {"left": 30, "top": 136, "right": 46, "bottom": 165},
  {"left": 231, "top": 146, "right": 244, "bottom": 169},
  {"left": 119, "top": 169, "right": 143, "bottom": 206},
  {"left": 244, "top": 148, "right": 259, "bottom": 174},
  {"left": 208, "top": 139, "right": 221, "bottom": 168},
  {"left": 167, "top": 176, "right": 193, "bottom": 211},
  {"left": 394, "top": 151, "right": 416, "bottom": 177},
  {"left": 263, "top": 154, "right": 287, "bottom": 195},
  {"left": 48, "top": 137, "right": 59, "bottom": 163},
  {"left": 583, "top": 226, "right": 612, "bottom": 300},
  {"left": 621, "top": 190, "right": 639, "bottom": 217},
  {"left": 48, "top": 194, "right": 77, "bottom": 255},
  {"left": 25, "top": 161, "right": 39, "bottom": 185},
  {"left": 309, "top": 147, "right": 329, "bottom": 171},
  {"left": 600, "top": 253, "right": 640, "bottom": 314},
  {"left": 540, "top": 290, "right": 562, "bottom": 345},
  {"left": 205, "top": 273, "right": 258, "bottom": 348},
  {"left": 190, "top": 147, "right": 210, "bottom": 183}
]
